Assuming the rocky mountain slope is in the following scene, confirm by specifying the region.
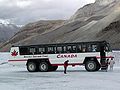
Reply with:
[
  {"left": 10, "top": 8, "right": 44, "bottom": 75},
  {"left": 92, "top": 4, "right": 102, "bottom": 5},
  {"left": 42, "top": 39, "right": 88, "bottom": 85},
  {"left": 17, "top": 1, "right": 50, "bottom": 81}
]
[
  {"left": 0, "top": 20, "right": 20, "bottom": 43},
  {"left": 1, "top": 0, "right": 120, "bottom": 51},
  {"left": 0, "top": 20, "right": 64, "bottom": 51}
]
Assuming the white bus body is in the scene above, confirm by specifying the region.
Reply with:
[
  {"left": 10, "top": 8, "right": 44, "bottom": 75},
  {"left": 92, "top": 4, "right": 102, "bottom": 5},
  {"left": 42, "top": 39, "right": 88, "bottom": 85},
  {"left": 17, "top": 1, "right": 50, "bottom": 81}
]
[{"left": 9, "top": 41, "right": 113, "bottom": 72}]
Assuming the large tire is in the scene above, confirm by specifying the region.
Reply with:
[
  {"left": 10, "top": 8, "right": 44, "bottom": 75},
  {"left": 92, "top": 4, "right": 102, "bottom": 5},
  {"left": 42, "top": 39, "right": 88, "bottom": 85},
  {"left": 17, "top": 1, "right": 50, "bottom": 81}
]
[
  {"left": 85, "top": 61, "right": 97, "bottom": 72},
  {"left": 39, "top": 62, "right": 49, "bottom": 72},
  {"left": 27, "top": 61, "right": 38, "bottom": 72},
  {"left": 95, "top": 64, "right": 101, "bottom": 71}
]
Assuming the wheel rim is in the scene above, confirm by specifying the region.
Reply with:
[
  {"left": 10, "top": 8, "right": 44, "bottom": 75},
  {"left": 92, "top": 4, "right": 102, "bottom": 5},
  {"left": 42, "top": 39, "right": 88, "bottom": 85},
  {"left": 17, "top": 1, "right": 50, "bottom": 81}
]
[
  {"left": 39, "top": 62, "right": 48, "bottom": 71},
  {"left": 88, "top": 63, "right": 95, "bottom": 70},
  {"left": 41, "top": 64, "right": 47, "bottom": 70},
  {"left": 28, "top": 62, "right": 36, "bottom": 71}
]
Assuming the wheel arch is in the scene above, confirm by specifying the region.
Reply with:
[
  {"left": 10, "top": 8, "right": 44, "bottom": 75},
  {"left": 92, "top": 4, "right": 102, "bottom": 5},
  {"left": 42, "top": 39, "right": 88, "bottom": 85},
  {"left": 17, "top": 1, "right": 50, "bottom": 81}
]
[
  {"left": 26, "top": 58, "right": 50, "bottom": 66},
  {"left": 83, "top": 57, "right": 100, "bottom": 65}
]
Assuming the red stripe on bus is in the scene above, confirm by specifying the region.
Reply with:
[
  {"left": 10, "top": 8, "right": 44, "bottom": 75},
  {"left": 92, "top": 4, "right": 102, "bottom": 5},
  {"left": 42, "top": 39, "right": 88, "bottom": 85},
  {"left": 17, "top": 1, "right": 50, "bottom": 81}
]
[
  {"left": 96, "top": 56, "right": 114, "bottom": 59},
  {"left": 8, "top": 60, "right": 28, "bottom": 62},
  {"left": 8, "top": 60, "right": 83, "bottom": 66},
  {"left": 52, "top": 63, "right": 83, "bottom": 66}
]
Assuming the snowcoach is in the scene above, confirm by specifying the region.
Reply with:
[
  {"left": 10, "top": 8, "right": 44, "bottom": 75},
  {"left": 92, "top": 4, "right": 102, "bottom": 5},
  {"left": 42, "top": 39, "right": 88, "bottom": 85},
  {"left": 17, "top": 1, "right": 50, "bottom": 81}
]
[{"left": 9, "top": 41, "right": 113, "bottom": 72}]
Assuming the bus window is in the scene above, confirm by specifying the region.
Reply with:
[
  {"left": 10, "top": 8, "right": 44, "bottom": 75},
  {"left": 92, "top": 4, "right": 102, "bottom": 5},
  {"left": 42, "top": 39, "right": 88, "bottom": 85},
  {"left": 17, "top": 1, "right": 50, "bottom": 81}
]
[
  {"left": 105, "top": 43, "right": 111, "bottom": 52},
  {"left": 38, "top": 47, "right": 45, "bottom": 54},
  {"left": 82, "top": 44, "right": 87, "bottom": 52},
  {"left": 19, "top": 47, "right": 29, "bottom": 55},
  {"left": 47, "top": 47, "right": 55, "bottom": 54},
  {"left": 63, "top": 46, "right": 67, "bottom": 53},
  {"left": 91, "top": 45, "right": 97, "bottom": 52},
  {"left": 29, "top": 47, "right": 36, "bottom": 55},
  {"left": 67, "top": 46, "right": 72, "bottom": 53},
  {"left": 66, "top": 45, "right": 77, "bottom": 53},
  {"left": 72, "top": 46, "right": 77, "bottom": 53},
  {"left": 77, "top": 45, "right": 82, "bottom": 52},
  {"left": 105, "top": 46, "right": 109, "bottom": 52},
  {"left": 57, "top": 46, "right": 63, "bottom": 53},
  {"left": 87, "top": 44, "right": 92, "bottom": 52}
]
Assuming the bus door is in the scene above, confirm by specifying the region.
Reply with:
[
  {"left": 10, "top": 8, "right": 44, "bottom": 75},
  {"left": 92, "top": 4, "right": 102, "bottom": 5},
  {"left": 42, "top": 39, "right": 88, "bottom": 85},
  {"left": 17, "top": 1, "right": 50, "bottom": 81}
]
[{"left": 100, "top": 45, "right": 106, "bottom": 68}]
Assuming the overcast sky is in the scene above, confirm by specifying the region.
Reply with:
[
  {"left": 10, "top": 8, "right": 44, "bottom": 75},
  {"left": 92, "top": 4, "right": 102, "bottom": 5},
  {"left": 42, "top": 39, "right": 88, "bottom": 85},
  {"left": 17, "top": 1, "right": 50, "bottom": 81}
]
[{"left": 0, "top": 0, "right": 95, "bottom": 25}]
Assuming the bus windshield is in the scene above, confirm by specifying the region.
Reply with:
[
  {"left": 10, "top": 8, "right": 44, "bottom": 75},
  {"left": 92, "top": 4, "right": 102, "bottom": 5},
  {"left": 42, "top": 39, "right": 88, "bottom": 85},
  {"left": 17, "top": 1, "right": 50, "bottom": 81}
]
[{"left": 105, "top": 43, "right": 112, "bottom": 52}]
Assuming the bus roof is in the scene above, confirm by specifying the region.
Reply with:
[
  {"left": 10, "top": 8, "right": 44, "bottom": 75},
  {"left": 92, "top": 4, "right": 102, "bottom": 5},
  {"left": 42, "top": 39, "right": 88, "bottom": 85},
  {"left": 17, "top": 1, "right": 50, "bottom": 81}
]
[{"left": 12, "top": 41, "right": 108, "bottom": 47}]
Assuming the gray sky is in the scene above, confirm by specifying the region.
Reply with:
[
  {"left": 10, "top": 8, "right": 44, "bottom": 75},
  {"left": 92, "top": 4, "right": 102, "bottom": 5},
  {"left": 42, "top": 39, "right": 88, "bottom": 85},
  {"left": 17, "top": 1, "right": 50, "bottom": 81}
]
[{"left": 0, "top": 0, "right": 95, "bottom": 25}]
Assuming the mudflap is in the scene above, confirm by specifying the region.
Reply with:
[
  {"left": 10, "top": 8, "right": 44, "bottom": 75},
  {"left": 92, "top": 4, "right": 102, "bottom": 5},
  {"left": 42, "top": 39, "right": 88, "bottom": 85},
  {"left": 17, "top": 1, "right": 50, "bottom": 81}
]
[{"left": 101, "top": 66, "right": 108, "bottom": 72}]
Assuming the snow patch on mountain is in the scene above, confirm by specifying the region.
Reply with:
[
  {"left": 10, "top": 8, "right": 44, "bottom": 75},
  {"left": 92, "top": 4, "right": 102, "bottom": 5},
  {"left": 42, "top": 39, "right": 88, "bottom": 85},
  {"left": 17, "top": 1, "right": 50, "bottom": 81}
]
[
  {"left": 0, "top": 19, "right": 20, "bottom": 43},
  {"left": 0, "top": 19, "right": 11, "bottom": 25}
]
